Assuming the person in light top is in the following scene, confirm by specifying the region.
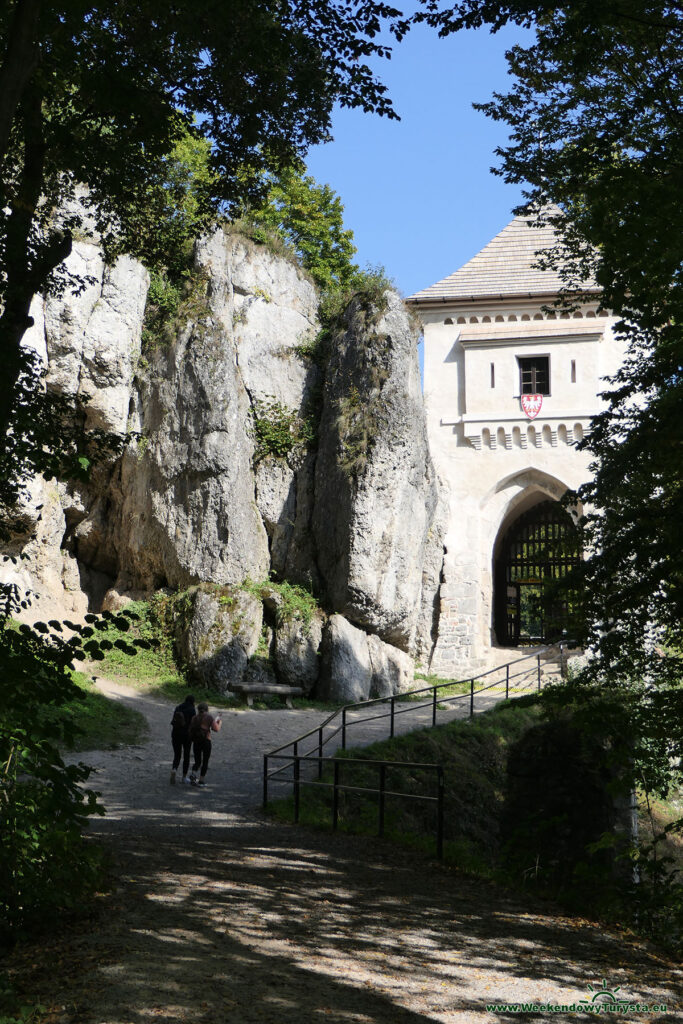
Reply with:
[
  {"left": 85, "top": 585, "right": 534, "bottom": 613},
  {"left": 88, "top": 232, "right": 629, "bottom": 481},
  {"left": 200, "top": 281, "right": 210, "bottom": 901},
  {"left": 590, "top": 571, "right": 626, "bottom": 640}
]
[{"left": 188, "top": 702, "right": 222, "bottom": 787}]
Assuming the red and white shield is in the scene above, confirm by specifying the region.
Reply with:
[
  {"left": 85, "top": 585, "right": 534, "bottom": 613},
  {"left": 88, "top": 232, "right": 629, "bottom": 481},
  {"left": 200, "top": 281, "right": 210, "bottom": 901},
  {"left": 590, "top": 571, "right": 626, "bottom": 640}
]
[{"left": 521, "top": 393, "right": 543, "bottom": 419}]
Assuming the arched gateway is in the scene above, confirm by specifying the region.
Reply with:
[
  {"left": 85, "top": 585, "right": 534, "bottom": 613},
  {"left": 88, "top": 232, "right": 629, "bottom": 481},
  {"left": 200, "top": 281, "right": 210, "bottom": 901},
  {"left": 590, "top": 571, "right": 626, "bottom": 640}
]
[
  {"left": 408, "top": 210, "right": 625, "bottom": 675},
  {"left": 493, "top": 498, "right": 581, "bottom": 646}
]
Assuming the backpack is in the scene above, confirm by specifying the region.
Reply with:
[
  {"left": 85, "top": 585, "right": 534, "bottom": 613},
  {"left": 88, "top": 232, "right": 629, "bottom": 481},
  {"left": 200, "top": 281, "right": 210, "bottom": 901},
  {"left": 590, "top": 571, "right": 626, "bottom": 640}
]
[
  {"left": 171, "top": 709, "right": 187, "bottom": 730},
  {"left": 189, "top": 712, "right": 212, "bottom": 741}
]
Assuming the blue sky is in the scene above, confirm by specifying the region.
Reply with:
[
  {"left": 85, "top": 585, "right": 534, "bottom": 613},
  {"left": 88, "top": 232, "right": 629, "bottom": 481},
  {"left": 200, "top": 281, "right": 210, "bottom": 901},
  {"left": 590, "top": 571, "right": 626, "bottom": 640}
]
[{"left": 305, "top": 20, "right": 532, "bottom": 298}]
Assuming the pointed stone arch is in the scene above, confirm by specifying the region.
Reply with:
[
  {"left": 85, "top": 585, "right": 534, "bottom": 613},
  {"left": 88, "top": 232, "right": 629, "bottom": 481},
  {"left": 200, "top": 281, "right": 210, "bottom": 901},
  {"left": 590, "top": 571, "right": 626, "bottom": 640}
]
[{"left": 482, "top": 466, "right": 569, "bottom": 514}]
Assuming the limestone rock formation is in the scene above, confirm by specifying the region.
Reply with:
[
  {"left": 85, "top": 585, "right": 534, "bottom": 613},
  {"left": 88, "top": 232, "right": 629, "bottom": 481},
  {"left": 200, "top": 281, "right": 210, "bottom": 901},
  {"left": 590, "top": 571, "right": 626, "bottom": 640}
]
[
  {"left": 198, "top": 230, "right": 318, "bottom": 411},
  {"left": 414, "top": 480, "right": 450, "bottom": 668},
  {"left": 25, "top": 239, "right": 149, "bottom": 436},
  {"left": 317, "top": 613, "right": 415, "bottom": 703},
  {"left": 273, "top": 611, "right": 324, "bottom": 692},
  {"left": 114, "top": 312, "right": 271, "bottom": 590},
  {"left": 3, "top": 225, "right": 445, "bottom": 698},
  {"left": 367, "top": 633, "right": 414, "bottom": 698},
  {"left": 110, "top": 229, "right": 319, "bottom": 594},
  {"left": 1, "top": 476, "right": 94, "bottom": 620},
  {"left": 313, "top": 290, "right": 442, "bottom": 653},
  {"left": 4, "top": 239, "right": 149, "bottom": 619},
  {"left": 317, "top": 614, "right": 373, "bottom": 703},
  {"left": 171, "top": 585, "right": 263, "bottom": 691}
]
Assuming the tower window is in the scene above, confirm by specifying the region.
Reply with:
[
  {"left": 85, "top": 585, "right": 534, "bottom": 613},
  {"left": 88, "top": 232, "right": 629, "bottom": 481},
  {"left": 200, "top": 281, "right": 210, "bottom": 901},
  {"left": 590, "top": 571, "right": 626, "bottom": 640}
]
[
  {"left": 518, "top": 356, "right": 550, "bottom": 396},
  {"left": 490, "top": 362, "right": 495, "bottom": 388},
  {"left": 571, "top": 359, "right": 576, "bottom": 383}
]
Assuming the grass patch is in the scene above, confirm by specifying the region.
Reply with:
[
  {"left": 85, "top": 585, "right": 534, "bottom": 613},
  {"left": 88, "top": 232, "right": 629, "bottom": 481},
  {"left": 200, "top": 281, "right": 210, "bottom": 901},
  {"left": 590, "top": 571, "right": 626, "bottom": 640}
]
[
  {"left": 87, "top": 599, "right": 179, "bottom": 687},
  {"left": 86, "top": 595, "right": 329, "bottom": 710},
  {"left": 267, "top": 694, "right": 544, "bottom": 868},
  {"left": 409, "top": 672, "right": 473, "bottom": 701},
  {"left": 43, "top": 671, "right": 148, "bottom": 752}
]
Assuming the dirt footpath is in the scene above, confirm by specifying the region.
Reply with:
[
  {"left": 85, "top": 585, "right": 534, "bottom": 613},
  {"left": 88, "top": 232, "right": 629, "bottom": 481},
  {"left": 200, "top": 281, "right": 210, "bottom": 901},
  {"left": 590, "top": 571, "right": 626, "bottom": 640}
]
[{"left": 26, "top": 681, "right": 683, "bottom": 1023}]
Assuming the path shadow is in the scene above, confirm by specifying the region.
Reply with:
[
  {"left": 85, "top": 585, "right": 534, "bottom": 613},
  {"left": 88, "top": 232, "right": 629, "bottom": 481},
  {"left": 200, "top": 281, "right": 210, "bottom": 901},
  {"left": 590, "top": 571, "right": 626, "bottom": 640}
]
[{"left": 24, "top": 822, "right": 680, "bottom": 1024}]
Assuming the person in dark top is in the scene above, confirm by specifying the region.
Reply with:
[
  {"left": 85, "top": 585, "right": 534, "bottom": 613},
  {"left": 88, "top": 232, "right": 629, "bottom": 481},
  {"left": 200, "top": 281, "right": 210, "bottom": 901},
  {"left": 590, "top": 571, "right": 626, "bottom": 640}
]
[{"left": 170, "top": 694, "right": 196, "bottom": 785}]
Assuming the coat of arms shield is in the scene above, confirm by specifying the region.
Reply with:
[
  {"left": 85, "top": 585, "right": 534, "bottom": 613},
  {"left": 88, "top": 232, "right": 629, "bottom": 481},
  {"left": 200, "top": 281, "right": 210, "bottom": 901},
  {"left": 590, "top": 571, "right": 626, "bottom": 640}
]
[{"left": 521, "top": 393, "right": 543, "bottom": 419}]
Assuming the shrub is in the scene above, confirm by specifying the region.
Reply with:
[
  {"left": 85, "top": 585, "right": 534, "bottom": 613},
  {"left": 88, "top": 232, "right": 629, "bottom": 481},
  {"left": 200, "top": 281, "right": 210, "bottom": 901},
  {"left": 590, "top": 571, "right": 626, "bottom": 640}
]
[
  {"left": 242, "top": 577, "right": 320, "bottom": 633},
  {"left": 237, "top": 166, "right": 360, "bottom": 291},
  {"left": 0, "top": 607, "right": 149, "bottom": 945},
  {"left": 251, "top": 398, "right": 317, "bottom": 462},
  {"left": 141, "top": 267, "right": 210, "bottom": 350}
]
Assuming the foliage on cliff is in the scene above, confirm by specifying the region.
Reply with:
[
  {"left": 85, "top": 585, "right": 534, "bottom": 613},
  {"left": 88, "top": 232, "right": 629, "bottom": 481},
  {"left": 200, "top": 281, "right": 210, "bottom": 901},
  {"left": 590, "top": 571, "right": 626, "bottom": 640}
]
[
  {"left": 251, "top": 397, "right": 318, "bottom": 462},
  {"left": 141, "top": 149, "right": 365, "bottom": 350},
  {"left": 238, "top": 166, "right": 360, "bottom": 291}
]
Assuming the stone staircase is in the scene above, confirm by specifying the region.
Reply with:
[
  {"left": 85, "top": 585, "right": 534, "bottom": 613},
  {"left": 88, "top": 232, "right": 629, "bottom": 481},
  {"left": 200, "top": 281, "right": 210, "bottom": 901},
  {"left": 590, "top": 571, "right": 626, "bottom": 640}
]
[{"left": 479, "top": 641, "right": 578, "bottom": 694}]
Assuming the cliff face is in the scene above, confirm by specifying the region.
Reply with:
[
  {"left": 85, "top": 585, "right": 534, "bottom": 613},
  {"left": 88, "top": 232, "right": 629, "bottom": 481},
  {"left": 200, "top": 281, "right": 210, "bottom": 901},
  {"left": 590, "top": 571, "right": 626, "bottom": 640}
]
[
  {"left": 3, "top": 228, "right": 445, "bottom": 693},
  {"left": 313, "top": 291, "right": 442, "bottom": 653},
  {"left": 3, "top": 238, "right": 149, "bottom": 616},
  {"left": 112, "top": 229, "right": 313, "bottom": 591}
]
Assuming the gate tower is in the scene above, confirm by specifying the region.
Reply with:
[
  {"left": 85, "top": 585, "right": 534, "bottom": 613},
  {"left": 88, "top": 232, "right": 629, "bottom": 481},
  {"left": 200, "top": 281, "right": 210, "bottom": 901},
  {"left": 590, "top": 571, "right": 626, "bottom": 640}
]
[{"left": 408, "top": 211, "right": 626, "bottom": 675}]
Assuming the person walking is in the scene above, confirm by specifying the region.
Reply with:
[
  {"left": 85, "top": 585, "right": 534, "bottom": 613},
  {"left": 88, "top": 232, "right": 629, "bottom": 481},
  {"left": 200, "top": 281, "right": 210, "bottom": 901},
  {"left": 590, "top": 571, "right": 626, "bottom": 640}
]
[
  {"left": 170, "top": 693, "right": 196, "bottom": 785},
  {"left": 189, "top": 702, "right": 222, "bottom": 787}
]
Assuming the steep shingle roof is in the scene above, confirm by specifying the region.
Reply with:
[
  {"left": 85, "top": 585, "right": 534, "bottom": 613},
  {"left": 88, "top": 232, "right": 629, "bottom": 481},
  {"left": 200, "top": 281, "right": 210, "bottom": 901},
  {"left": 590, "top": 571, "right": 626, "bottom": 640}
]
[{"left": 408, "top": 213, "right": 596, "bottom": 302}]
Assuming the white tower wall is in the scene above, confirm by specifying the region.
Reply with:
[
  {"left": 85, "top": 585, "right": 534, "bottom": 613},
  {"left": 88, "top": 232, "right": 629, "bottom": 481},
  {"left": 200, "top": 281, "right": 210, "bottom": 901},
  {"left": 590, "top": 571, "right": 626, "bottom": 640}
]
[{"left": 409, "top": 207, "right": 632, "bottom": 678}]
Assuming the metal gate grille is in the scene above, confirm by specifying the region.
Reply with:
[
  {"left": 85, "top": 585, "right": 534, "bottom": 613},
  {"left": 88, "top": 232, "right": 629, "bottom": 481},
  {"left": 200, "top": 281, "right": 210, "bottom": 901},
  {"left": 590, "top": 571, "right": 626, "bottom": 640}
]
[{"left": 495, "top": 500, "right": 581, "bottom": 645}]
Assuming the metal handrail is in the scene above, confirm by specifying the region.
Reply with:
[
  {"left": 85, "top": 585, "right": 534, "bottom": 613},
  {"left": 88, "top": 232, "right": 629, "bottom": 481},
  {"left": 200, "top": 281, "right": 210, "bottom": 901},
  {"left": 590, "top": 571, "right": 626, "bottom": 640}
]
[
  {"left": 263, "top": 752, "right": 445, "bottom": 858},
  {"left": 262, "top": 642, "right": 572, "bottom": 854},
  {"left": 266, "top": 641, "right": 568, "bottom": 762}
]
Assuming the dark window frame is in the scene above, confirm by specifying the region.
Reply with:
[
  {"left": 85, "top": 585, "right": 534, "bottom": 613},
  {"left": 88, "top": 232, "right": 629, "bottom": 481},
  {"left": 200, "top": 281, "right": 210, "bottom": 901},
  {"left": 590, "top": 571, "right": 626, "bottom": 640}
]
[{"left": 517, "top": 354, "right": 551, "bottom": 396}]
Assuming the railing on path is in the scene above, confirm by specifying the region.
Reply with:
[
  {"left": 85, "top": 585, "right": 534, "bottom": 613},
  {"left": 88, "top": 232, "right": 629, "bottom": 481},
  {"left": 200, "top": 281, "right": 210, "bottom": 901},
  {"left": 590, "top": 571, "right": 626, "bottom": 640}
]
[{"left": 262, "top": 641, "right": 570, "bottom": 858}]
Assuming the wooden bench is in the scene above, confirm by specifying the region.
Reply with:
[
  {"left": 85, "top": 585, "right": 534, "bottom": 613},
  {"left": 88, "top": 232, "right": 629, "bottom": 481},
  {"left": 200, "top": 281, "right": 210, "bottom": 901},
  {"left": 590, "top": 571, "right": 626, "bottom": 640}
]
[{"left": 228, "top": 683, "right": 304, "bottom": 708}]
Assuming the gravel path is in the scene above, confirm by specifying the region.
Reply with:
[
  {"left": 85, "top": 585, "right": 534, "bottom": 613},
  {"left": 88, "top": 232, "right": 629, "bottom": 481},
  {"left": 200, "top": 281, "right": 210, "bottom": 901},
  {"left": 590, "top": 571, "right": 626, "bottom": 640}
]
[
  {"left": 83, "top": 677, "right": 504, "bottom": 831},
  {"left": 26, "top": 680, "right": 682, "bottom": 1023}
]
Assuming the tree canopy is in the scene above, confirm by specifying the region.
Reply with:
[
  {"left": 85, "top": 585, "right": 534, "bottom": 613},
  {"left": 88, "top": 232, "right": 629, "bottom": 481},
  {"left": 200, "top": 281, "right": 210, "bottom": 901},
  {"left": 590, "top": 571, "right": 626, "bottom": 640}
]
[
  {"left": 242, "top": 166, "right": 360, "bottom": 290},
  {"left": 0, "top": 0, "right": 408, "bottom": 443},
  {"left": 424, "top": 1, "right": 683, "bottom": 327}
]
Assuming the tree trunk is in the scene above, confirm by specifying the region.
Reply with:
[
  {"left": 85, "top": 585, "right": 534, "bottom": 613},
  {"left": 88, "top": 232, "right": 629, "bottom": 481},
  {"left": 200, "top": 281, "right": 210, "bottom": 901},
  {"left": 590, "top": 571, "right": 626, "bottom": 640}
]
[
  {"left": 0, "top": 79, "right": 71, "bottom": 447},
  {"left": 0, "top": 0, "right": 42, "bottom": 176}
]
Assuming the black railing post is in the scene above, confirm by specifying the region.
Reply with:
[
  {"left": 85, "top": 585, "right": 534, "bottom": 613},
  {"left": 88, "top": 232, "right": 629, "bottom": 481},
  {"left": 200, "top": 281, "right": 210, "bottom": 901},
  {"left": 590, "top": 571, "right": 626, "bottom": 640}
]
[
  {"left": 342, "top": 708, "right": 347, "bottom": 750},
  {"left": 332, "top": 761, "right": 340, "bottom": 831},
  {"left": 390, "top": 697, "right": 395, "bottom": 738},
  {"left": 537, "top": 654, "right": 541, "bottom": 690},
  {"left": 263, "top": 755, "right": 268, "bottom": 809},
  {"left": 318, "top": 727, "right": 324, "bottom": 779},
  {"left": 469, "top": 678, "right": 474, "bottom": 718},
  {"left": 293, "top": 742, "right": 300, "bottom": 823},
  {"left": 436, "top": 766, "right": 444, "bottom": 860},
  {"left": 560, "top": 640, "right": 567, "bottom": 681},
  {"left": 378, "top": 764, "right": 386, "bottom": 838},
  {"left": 432, "top": 686, "right": 437, "bottom": 727},
  {"left": 505, "top": 663, "right": 509, "bottom": 700}
]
